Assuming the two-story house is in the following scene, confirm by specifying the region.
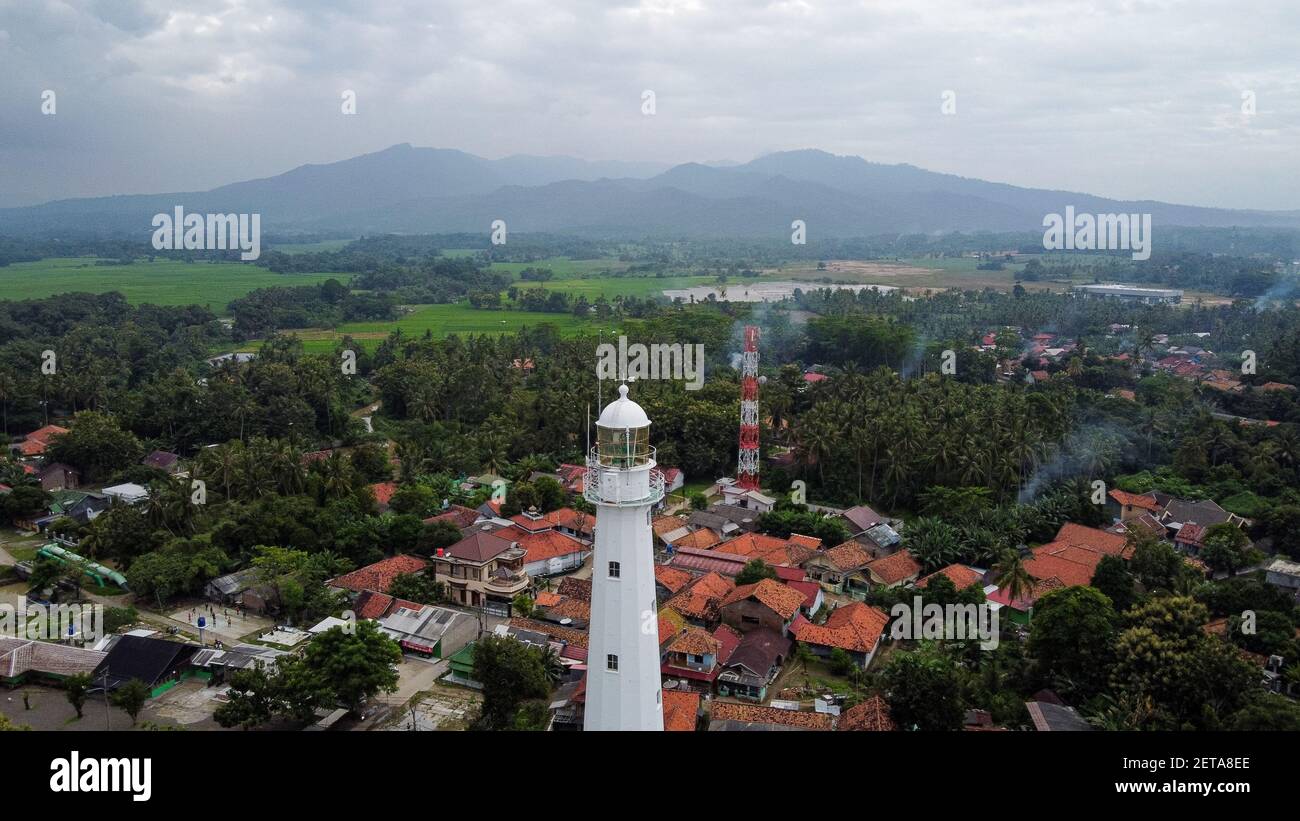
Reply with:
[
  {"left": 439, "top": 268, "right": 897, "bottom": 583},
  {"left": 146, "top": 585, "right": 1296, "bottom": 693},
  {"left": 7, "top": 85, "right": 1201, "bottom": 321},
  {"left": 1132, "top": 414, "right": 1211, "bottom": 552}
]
[{"left": 431, "top": 527, "right": 531, "bottom": 615}]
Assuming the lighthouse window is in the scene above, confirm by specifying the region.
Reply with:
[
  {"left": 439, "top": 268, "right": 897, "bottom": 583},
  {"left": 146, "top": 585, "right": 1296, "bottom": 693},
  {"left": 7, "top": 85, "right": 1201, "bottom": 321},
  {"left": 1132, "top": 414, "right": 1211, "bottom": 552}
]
[
  {"left": 607, "top": 654, "right": 619, "bottom": 671},
  {"left": 608, "top": 561, "right": 621, "bottom": 578}
]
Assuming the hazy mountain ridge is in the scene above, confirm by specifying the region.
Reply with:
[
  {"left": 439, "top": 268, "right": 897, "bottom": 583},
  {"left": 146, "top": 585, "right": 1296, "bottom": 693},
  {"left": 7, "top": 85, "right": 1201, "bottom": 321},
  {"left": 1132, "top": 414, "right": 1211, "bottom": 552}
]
[{"left": 3, "top": 144, "right": 1298, "bottom": 238}]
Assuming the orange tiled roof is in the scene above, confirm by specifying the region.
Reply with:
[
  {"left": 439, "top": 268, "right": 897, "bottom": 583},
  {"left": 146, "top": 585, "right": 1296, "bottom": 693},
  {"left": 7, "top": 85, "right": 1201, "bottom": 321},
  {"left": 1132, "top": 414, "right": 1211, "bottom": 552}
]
[
  {"left": 662, "top": 690, "right": 700, "bottom": 732},
  {"left": 509, "top": 617, "right": 587, "bottom": 648},
  {"left": 710, "top": 702, "right": 833, "bottom": 730},
  {"left": 867, "top": 550, "right": 921, "bottom": 584},
  {"left": 666, "top": 572, "right": 734, "bottom": 621},
  {"left": 654, "top": 565, "right": 693, "bottom": 594},
  {"left": 793, "top": 601, "right": 889, "bottom": 654},
  {"left": 789, "top": 533, "right": 823, "bottom": 550},
  {"left": 720, "top": 578, "right": 805, "bottom": 620},
  {"left": 838, "top": 695, "right": 895, "bottom": 731},
  {"left": 917, "top": 563, "right": 984, "bottom": 590},
  {"left": 676, "top": 528, "right": 722, "bottom": 550},
  {"left": 549, "top": 596, "right": 591, "bottom": 623},
  {"left": 823, "top": 541, "right": 874, "bottom": 571},
  {"left": 534, "top": 591, "right": 563, "bottom": 608},
  {"left": 658, "top": 608, "right": 687, "bottom": 644},
  {"left": 667, "top": 626, "right": 721, "bottom": 657},
  {"left": 557, "top": 576, "right": 591, "bottom": 603},
  {"left": 1054, "top": 522, "right": 1130, "bottom": 557},
  {"left": 1109, "top": 489, "right": 1161, "bottom": 512},
  {"left": 514, "top": 529, "right": 586, "bottom": 563},
  {"left": 369, "top": 482, "right": 399, "bottom": 507},
  {"left": 653, "top": 515, "right": 686, "bottom": 537},
  {"left": 546, "top": 507, "right": 596, "bottom": 535},
  {"left": 330, "top": 554, "right": 428, "bottom": 594}
]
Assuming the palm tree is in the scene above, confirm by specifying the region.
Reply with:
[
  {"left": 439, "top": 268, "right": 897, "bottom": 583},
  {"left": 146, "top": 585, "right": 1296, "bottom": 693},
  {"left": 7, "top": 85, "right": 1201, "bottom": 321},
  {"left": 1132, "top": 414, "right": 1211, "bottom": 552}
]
[
  {"left": 994, "top": 548, "right": 1035, "bottom": 611},
  {"left": 0, "top": 369, "right": 16, "bottom": 437}
]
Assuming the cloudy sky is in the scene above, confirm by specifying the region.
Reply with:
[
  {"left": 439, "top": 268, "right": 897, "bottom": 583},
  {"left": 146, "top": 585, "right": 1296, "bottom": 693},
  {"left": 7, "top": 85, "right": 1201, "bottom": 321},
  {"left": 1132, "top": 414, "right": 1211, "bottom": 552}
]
[{"left": 1, "top": 0, "right": 1297, "bottom": 209}]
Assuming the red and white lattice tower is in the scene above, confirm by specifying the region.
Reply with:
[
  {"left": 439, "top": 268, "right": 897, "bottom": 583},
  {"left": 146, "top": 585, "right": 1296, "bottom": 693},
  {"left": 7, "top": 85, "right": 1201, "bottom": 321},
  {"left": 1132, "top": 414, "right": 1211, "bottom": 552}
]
[{"left": 737, "top": 325, "right": 760, "bottom": 490}]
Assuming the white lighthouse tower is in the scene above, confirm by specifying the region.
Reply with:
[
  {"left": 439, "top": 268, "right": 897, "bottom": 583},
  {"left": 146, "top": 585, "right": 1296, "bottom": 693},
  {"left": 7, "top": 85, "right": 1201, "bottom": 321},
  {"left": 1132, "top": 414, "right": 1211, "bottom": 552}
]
[{"left": 583, "top": 383, "right": 665, "bottom": 731}]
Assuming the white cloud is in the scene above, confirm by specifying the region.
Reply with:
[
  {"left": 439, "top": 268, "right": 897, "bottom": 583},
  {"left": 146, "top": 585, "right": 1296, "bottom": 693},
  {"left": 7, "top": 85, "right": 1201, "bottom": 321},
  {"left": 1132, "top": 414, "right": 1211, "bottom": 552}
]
[{"left": 0, "top": 0, "right": 1296, "bottom": 208}]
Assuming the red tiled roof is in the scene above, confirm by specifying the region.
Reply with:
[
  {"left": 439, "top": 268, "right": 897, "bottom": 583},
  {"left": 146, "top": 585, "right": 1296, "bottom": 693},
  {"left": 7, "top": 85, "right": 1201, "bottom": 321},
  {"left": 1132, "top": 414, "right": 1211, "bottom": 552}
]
[
  {"left": 838, "top": 695, "right": 895, "bottom": 731},
  {"left": 917, "top": 564, "right": 984, "bottom": 591},
  {"left": 549, "top": 597, "right": 590, "bottom": 623},
  {"left": 546, "top": 507, "right": 596, "bottom": 535},
  {"left": 354, "top": 591, "right": 396, "bottom": 619},
  {"left": 667, "top": 627, "right": 721, "bottom": 657},
  {"left": 369, "top": 482, "right": 399, "bottom": 507},
  {"left": 867, "top": 550, "right": 921, "bottom": 584},
  {"left": 1176, "top": 522, "right": 1206, "bottom": 548},
  {"left": 18, "top": 425, "right": 71, "bottom": 456},
  {"left": 508, "top": 617, "right": 587, "bottom": 648},
  {"left": 423, "top": 504, "right": 480, "bottom": 528},
  {"left": 1108, "top": 489, "right": 1161, "bottom": 512},
  {"left": 823, "top": 541, "right": 874, "bottom": 571},
  {"left": 662, "top": 690, "right": 700, "bottom": 732},
  {"left": 714, "top": 532, "right": 816, "bottom": 567},
  {"left": 988, "top": 577, "right": 1064, "bottom": 610},
  {"left": 720, "top": 578, "right": 806, "bottom": 620},
  {"left": 1058, "top": 522, "right": 1130, "bottom": 555},
  {"left": 793, "top": 601, "right": 889, "bottom": 654},
  {"left": 654, "top": 565, "right": 693, "bottom": 594},
  {"left": 445, "top": 530, "right": 517, "bottom": 562},
  {"left": 509, "top": 512, "right": 553, "bottom": 533},
  {"left": 666, "top": 572, "right": 734, "bottom": 622},
  {"left": 710, "top": 702, "right": 833, "bottom": 730},
  {"left": 675, "top": 528, "right": 722, "bottom": 550},
  {"left": 789, "top": 533, "right": 822, "bottom": 550},
  {"left": 330, "top": 554, "right": 428, "bottom": 594},
  {"left": 513, "top": 528, "right": 586, "bottom": 563},
  {"left": 557, "top": 576, "right": 591, "bottom": 603},
  {"left": 786, "top": 579, "right": 822, "bottom": 609},
  {"left": 713, "top": 624, "right": 743, "bottom": 664},
  {"left": 1022, "top": 551, "right": 1095, "bottom": 588},
  {"left": 534, "top": 591, "right": 563, "bottom": 608}
]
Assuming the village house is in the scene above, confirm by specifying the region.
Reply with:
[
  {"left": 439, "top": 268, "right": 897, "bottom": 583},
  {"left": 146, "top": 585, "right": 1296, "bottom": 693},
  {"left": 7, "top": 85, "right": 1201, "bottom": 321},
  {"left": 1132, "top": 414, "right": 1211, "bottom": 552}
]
[
  {"left": 504, "top": 508, "right": 593, "bottom": 577},
  {"left": 662, "top": 689, "right": 700, "bottom": 731},
  {"left": 805, "top": 540, "right": 876, "bottom": 598},
  {"left": 431, "top": 528, "right": 531, "bottom": 614},
  {"left": 665, "top": 572, "right": 735, "bottom": 627},
  {"left": 11, "top": 424, "right": 68, "bottom": 460},
  {"left": 792, "top": 601, "right": 890, "bottom": 669},
  {"left": 864, "top": 549, "right": 922, "bottom": 588},
  {"left": 1264, "top": 558, "right": 1300, "bottom": 601},
  {"left": 717, "top": 578, "right": 805, "bottom": 636},
  {"left": 330, "top": 554, "right": 429, "bottom": 596},
  {"left": 709, "top": 701, "right": 833, "bottom": 731},
  {"left": 376, "top": 602, "right": 476, "bottom": 659},
  {"left": 837, "top": 694, "right": 896, "bottom": 731},
  {"left": 659, "top": 624, "right": 741, "bottom": 692},
  {"left": 36, "top": 462, "right": 80, "bottom": 491},
  {"left": 0, "top": 637, "right": 106, "bottom": 687},
  {"left": 711, "top": 531, "right": 817, "bottom": 568},
  {"left": 654, "top": 565, "right": 694, "bottom": 602},
  {"left": 715, "top": 627, "right": 790, "bottom": 702},
  {"left": 916, "top": 563, "right": 986, "bottom": 592},
  {"left": 142, "top": 450, "right": 183, "bottom": 475}
]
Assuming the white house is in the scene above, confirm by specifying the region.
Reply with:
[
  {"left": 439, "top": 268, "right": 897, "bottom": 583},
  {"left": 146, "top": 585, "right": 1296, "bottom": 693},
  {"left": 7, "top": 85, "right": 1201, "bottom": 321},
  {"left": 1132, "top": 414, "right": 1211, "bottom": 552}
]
[{"left": 102, "top": 483, "right": 149, "bottom": 505}]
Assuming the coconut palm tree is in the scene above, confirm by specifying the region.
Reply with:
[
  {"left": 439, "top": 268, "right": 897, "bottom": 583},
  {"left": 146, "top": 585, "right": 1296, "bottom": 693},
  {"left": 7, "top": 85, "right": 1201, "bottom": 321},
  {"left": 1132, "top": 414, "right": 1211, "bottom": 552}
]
[{"left": 994, "top": 548, "right": 1035, "bottom": 610}]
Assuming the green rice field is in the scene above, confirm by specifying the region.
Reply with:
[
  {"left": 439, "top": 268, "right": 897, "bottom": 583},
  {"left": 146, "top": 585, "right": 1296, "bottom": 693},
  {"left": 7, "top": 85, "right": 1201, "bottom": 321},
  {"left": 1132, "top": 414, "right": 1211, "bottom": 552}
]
[{"left": 0, "top": 257, "right": 341, "bottom": 314}]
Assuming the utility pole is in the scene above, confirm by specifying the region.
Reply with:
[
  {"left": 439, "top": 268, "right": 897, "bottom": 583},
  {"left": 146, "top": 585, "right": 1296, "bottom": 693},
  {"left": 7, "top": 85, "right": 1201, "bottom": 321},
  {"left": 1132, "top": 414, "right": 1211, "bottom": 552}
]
[{"left": 101, "top": 665, "right": 111, "bottom": 731}]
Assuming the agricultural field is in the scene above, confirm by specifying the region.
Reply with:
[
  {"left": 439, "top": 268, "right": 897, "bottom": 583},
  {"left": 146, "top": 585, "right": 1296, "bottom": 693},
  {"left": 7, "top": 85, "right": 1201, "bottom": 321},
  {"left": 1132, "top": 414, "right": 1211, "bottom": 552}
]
[
  {"left": 488, "top": 255, "right": 632, "bottom": 279},
  {"left": 0, "top": 257, "right": 340, "bottom": 314},
  {"left": 258, "top": 302, "right": 609, "bottom": 353}
]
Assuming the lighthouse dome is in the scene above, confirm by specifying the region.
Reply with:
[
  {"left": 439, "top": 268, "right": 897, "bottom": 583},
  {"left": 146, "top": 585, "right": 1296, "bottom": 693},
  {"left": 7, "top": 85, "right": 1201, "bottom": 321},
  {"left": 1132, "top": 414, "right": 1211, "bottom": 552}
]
[{"left": 597, "top": 384, "right": 651, "bottom": 429}]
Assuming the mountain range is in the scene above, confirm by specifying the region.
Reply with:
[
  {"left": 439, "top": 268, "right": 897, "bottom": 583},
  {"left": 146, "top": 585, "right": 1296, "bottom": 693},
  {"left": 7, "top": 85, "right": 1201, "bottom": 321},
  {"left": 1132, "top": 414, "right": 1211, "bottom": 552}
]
[{"left": 4, "top": 144, "right": 1298, "bottom": 239}]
